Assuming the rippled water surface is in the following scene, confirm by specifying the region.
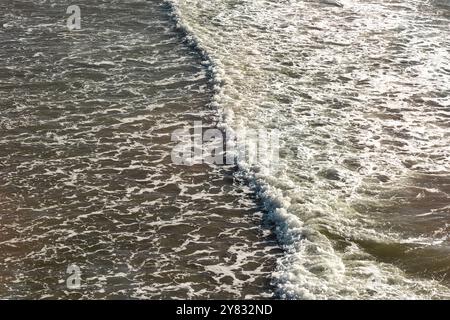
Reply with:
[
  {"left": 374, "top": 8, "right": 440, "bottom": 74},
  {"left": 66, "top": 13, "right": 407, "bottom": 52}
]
[
  {"left": 2, "top": 0, "right": 450, "bottom": 300},
  {"left": 0, "top": 0, "right": 279, "bottom": 299},
  {"left": 169, "top": 0, "right": 450, "bottom": 299}
]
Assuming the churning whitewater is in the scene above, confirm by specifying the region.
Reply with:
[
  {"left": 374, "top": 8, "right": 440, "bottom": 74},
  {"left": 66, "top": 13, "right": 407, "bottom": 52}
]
[{"left": 167, "top": 0, "right": 450, "bottom": 299}]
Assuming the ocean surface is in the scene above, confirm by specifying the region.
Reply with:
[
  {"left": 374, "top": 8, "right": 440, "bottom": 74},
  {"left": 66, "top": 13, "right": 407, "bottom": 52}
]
[
  {"left": 1, "top": 0, "right": 450, "bottom": 299},
  {"left": 0, "top": 0, "right": 279, "bottom": 299}
]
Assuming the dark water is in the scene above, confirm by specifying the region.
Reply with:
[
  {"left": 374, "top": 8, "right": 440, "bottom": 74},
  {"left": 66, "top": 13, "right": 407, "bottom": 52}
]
[{"left": 0, "top": 0, "right": 279, "bottom": 299}]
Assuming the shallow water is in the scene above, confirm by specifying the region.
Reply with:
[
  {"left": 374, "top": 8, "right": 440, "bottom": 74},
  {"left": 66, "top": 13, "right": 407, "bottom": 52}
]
[
  {"left": 2, "top": 0, "right": 450, "bottom": 300},
  {"left": 0, "top": 0, "right": 279, "bottom": 299},
  {"left": 170, "top": 0, "right": 450, "bottom": 299}
]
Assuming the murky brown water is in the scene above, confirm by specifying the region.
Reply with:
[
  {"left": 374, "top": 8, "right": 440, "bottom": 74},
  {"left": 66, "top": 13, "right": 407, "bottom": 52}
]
[
  {"left": 0, "top": 0, "right": 280, "bottom": 299},
  {"left": 2, "top": 0, "right": 450, "bottom": 300}
]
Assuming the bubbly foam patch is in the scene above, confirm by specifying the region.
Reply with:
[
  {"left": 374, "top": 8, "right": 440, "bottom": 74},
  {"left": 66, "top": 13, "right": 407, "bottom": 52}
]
[{"left": 168, "top": 0, "right": 450, "bottom": 299}]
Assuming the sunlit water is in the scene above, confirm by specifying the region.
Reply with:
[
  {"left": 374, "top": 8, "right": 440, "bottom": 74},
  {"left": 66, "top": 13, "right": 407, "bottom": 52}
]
[
  {"left": 0, "top": 0, "right": 279, "bottom": 299},
  {"left": 168, "top": 0, "right": 450, "bottom": 299},
  {"left": 2, "top": 0, "right": 450, "bottom": 300}
]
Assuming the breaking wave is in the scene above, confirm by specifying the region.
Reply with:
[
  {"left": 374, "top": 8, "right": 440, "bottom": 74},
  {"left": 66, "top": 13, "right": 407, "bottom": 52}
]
[{"left": 166, "top": 0, "right": 450, "bottom": 299}]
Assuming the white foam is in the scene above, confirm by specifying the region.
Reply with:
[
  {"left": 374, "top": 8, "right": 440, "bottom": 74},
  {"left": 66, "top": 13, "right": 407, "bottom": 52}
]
[{"left": 167, "top": 0, "right": 450, "bottom": 299}]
